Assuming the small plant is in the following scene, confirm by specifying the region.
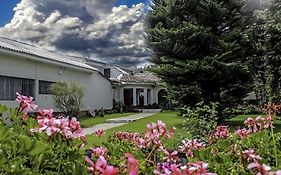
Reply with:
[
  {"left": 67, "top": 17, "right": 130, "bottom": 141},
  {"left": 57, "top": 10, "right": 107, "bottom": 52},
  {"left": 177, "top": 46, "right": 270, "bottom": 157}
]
[
  {"left": 50, "top": 81, "right": 84, "bottom": 117},
  {"left": 99, "top": 107, "right": 104, "bottom": 117},
  {"left": 113, "top": 100, "right": 125, "bottom": 113}
]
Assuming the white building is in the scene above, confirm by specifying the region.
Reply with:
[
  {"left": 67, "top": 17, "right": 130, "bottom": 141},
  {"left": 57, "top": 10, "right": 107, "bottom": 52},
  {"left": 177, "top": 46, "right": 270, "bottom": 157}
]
[
  {"left": 0, "top": 37, "right": 112, "bottom": 111},
  {"left": 0, "top": 37, "right": 167, "bottom": 112},
  {"left": 86, "top": 60, "right": 168, "bottom": 107}
]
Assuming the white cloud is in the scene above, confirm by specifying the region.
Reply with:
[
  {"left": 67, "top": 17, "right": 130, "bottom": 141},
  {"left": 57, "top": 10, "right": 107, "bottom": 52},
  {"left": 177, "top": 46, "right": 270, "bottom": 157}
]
[{"left": 0, "top": 0, "right": 150, "bottom": 66}]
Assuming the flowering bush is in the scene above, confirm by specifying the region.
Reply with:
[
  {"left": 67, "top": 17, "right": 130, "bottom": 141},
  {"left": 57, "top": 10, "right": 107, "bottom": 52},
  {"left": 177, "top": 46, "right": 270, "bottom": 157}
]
[
  {"left": 0, "top": 93, "right": 87, "bottom": 174},
  {"left": 1, "top": 93, "right": 281, "bottom": 174}
]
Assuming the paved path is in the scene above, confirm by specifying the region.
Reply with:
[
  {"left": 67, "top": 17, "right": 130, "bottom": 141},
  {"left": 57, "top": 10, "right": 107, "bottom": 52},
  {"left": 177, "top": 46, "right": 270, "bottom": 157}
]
[{"left": 83, "top": 112, "right": 158, "bottom": 135}]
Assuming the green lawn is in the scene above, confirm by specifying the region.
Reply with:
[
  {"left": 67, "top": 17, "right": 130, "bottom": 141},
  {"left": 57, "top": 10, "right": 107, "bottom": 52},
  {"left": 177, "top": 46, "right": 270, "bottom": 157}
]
[
  {"left": 86, "top": 111, "right": 190, "bottom": 148},
  {"left": 85, "top": 112, "right": 281, "bottom": 149},
  {"left": 79, "top": 113, "right": 134, "bottom": 128}
]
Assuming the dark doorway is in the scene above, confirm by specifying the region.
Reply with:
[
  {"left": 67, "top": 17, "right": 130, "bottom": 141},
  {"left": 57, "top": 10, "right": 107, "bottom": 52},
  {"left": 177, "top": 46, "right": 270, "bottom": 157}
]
[
  {"left": 124, "top": 89, "right": 133, "bottom": 106},
  {"left": 158, "top": 89, "right": 168, "bottom": 107}
]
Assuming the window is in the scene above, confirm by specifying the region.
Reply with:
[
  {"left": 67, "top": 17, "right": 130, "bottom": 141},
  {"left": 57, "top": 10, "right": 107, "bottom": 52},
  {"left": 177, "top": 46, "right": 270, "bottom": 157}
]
[
  {"left": 39, "top": 80, "right": 54, "bottom": 94},
  {"left": 104, "top": 68, "right": 111, "bottom": 79},
  {"left": 0, "top": 75, "right": 34, "bottom": 100}
]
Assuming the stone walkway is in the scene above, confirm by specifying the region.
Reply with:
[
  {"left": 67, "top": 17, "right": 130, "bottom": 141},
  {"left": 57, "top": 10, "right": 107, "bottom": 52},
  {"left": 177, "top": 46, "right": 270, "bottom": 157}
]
[{"left": 83, "top": 112, "right": 158, "bottom": 135}]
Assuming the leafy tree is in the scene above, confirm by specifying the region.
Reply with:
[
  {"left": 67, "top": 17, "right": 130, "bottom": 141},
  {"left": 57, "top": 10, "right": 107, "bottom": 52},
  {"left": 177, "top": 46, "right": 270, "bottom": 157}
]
[
  {"left": 146, "top": 0, "right": 254, "bottom": 120},
  {"left": 50, "top": 82, "right": 84, "bottom": 117},
  {"left": 251, "top": 0, "right": 281, "bottom": 104}
]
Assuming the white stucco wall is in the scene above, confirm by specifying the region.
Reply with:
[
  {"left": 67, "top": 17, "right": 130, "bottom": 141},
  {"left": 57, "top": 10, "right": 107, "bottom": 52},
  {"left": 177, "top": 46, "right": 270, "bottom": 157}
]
[{"left": 0, "top": 51, "right": 113, "bottom": 112}]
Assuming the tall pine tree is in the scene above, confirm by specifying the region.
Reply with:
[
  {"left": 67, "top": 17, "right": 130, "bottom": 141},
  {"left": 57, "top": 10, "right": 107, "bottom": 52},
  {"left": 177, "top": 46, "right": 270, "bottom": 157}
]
[
  {"left": 252, "top": 0, "right": 281, "bottom": 103},
  {"left": 146, "top": 0, "right": 254, "bottom": 119}
]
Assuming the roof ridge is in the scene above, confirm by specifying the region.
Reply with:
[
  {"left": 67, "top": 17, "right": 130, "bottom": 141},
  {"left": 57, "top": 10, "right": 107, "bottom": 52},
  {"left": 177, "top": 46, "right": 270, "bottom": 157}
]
[
  {"left": 0, "top": 36, "right": 38, "bottom": 48},
  {"left": 0, "top": 36, "right": 98, "bottom": 72}
]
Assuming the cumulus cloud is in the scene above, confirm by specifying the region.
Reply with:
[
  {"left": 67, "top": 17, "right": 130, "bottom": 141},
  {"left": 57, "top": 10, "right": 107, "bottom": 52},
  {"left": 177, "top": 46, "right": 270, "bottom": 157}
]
[{"left": 0, "top": 0, "right": 150, "bottom": 66}]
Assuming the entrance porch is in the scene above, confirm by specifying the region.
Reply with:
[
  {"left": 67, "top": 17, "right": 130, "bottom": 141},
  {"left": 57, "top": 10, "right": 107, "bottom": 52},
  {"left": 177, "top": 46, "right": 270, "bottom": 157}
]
[{"left": 123, "top": 88, "right": 151, "bottom": 107}]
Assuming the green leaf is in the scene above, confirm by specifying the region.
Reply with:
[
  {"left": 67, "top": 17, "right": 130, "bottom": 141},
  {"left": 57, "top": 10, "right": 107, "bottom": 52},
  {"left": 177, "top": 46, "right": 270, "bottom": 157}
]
[{"left": 29, "top": 141, "right": 51, "bottom": 156}]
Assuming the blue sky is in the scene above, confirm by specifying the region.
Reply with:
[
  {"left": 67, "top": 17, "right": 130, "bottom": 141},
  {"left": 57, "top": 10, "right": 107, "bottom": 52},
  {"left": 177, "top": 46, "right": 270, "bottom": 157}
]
[
  {"left": 0, "top": 0, "right": 150, "bottom": 66},
  {"left": 0, "top": 0, "right": 20, "bottom": 26},
  {"left": 0, "top": 0, "right": 149, "bottom": 27}
]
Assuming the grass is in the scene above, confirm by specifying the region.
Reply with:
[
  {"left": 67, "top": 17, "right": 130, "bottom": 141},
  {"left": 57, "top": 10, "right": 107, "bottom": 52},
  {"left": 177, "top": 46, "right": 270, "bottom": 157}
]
[
  {"left": 85, "top": 112, "right": 281, "bottom": 148},
  {"left": 79, "top": 113, "right": 134, "bottom": 128},
  {"left": 86, "top": 111, "right": 190, "bottom": 148}
]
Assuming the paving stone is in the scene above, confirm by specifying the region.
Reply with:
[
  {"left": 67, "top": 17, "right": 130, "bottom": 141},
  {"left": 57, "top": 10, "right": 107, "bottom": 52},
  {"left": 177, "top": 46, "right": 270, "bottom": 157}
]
[
  {"left": 106, "top": 113, "right": 157, "bottom": 123},
  {"left": 83, "top": 123, "right": 126, "bottom": 135}
]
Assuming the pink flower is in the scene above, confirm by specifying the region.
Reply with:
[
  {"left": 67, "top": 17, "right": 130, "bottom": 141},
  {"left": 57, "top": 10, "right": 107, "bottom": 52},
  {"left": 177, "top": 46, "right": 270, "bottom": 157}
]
[
  {"left": 90, "top": 147, "right": 108, "bottom": 158},
  {"left": 256, "top": 116, "right": 265, "bottom": 125},
  {"left": 167, "top": 161, "right": 217, "bottom": 175},
  {"left": 247, "top": 163, "right": 271, "bottom": 175},
  {"left": 154, "top": 162, "right": 176, "bottom": 175},
  {"left": 162, "top": 148, "right": 178, "bottom": 163},
  {"left": 214, "top": 125, "right": 229, "bottom": 139},
  {"left": 245, "top": 116, "right": 274, "bottom": 132},
  {"left": 245, "top": 118, "right": 258, "bottom": 132},
  {"left": 264, "top": 116, "right": 273, "bottom": 129},
  {"left": 156, "top": 120, "right": 167, "bottom": 135},
  {"left": 95, "top": 129, "right": 105, "bottom": 137},
  {"left": 126, "top": 153, "right": 138, "bottom": 175},
  {"left": 21, "top": 113, "right": 29, "bottom": 121},
  {"left": 170, "top": 164, "right": 182, "bottom": 175},
  {"left": 31, "top": 115, "right": 84, "bottom": 139},
  {"left": 235, "top": 128, "right": 251, "bottom": 139},
  {"left": 16, "top": 92, "right": 37, "bottom": 112},
  {"left": 101, "top": 165, "right": 119, "bottom": 175},
  {"left": 179, "top": 139, "right": 205, "bottom": 158},
  {"left": 38, "top": 109, "right": 53, "bottom": 119},
  {"left": 144, "top": 121, "right": 173, "bottom": 147},
  {"left": 68, "top": 117, "right": 84, "bottom": 138},
  {"left": 135, "top": 137, "right": 148, "bottom": 148},
  {"left": 242, "top": 149, "right": 262, "bottom": 162},
  {"left": 85, "top": 156, "right": 95, "bottom": 171},
  {"left": 188, "top": 161, "right": 208, "bottom": 174},
  {"left": 85, "top": 155, "right": 119, "bottom": 175},
  {"left": 186, "top": 161, "right": 217, "bottom": 175},
  {"left": 79, "top": 143, "right": 85, "bottom": 149},
  {"left": 166, "top": 127, "right": 175, "bottom": 138},
  {"left": 95, "top": 156, "right": 108, "bottom": 173},
  {"left": 31, "top": 117, "right": 61, "bottom": 136}
]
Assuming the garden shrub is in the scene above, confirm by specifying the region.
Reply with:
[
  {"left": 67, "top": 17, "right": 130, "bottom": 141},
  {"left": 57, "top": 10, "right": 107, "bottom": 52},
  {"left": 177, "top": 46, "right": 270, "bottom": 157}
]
[
  {"left": 50, "top": 81, "right": 84, "bottom": 117},
  {"left": 181, "top": 102, "right": 218, "bottom": 140}
]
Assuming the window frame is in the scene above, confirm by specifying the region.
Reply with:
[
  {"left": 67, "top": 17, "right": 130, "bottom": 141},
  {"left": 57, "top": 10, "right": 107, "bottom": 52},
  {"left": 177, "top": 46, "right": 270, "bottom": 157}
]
[
  {"left": 0, "top": 75, "right": 35, "bottom": 101},
  {"left": 39, "top": 80, "right": 54, "bottom": 95}
]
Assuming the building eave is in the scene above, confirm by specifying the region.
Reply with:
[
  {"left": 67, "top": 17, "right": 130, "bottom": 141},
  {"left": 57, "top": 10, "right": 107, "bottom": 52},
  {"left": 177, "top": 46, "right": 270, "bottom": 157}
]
[
  {"left": 0, "top": 47, "right": 96, "bottom": 73},
  {"left": 120, "top": 82, "right": 159, "bottom": 86}
]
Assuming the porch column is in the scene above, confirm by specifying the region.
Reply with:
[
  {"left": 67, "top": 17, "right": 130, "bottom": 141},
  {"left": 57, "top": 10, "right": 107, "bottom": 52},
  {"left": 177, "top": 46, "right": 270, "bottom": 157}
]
[
  {"left": 133, "top": 88, "right": 137, "bottom": 106},
  {"left": 151, "top": 89, "right": 155, "bottom": 104},
  {"left": 34, "top": 79, "right": 39, "bottom": 103},
  {"left": 120, "top": 87, "right": 124, "bottom": 103},
  {"left": 144, "top": 88, "right": 148, "bottom": 106}
]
